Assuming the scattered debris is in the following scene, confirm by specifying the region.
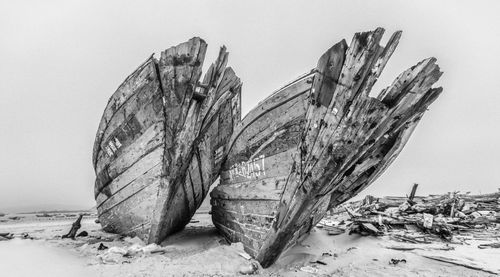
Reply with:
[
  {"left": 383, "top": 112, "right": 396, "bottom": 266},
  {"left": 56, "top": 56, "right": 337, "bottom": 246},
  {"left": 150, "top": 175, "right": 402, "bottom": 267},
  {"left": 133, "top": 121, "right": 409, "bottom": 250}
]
[
  {"left": 329, "top": 186, "right": 500, "bottom": 245},
  {"left": 238, "top": 252, "right": 252, "bottom": 260},
  {"left": 122, "top": 236, "right": 144, "bottom": 246},
  {"left": 62, "top": 214, "right": 83, "bottom": 239},
  {"left": 141, "top": 244, "right": 164, "bottom": 254},
  {"left": 477, "top": 242, "right": 500, "bottom": 249},
  {"left": 36, "top": 213, "right": 52, "bottom": 218},
  {"left": 238, "top": 261, "right": 259, "bottom": 275},
  {"left": 312, "top": 260, "right": 327, "bottom": 265},
  {"left": 88, "top": 236, "right": 116, "bottom": 244},
  {"left": 98, "top": 245, "right": 136, "bottom": 264},
  {"left": 327, "top": 227, "right": 345, "bottom": 236},
  {"left": 299, "top": 265, "right": 319, "bottom": 274},
  {"left": 96, "top": 243, "right": 167, "bottom": 263},
  {"left": 108, "top": 246, "right": 128, "bottom": 255},
  {"left": 20, "top": 232, "right": 32, "bottom": 239},
  {"left": 98, "top": 252, "right": 123, "bottom": 264},
  {"left": 389, "top": 258, "right": 406, "bottom": 265},
  {"left": 391, "top": 234, "right": 430, "bottom": 244},
  {"left": 97, "top": 243, "right": 108, "bottom": 251}
]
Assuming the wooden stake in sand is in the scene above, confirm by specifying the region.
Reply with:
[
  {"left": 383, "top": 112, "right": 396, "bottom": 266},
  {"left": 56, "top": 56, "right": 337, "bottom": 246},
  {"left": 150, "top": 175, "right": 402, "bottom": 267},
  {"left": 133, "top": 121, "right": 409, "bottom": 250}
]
[{"left": 62, "top": 214, "right": 83, "bottom": 239}]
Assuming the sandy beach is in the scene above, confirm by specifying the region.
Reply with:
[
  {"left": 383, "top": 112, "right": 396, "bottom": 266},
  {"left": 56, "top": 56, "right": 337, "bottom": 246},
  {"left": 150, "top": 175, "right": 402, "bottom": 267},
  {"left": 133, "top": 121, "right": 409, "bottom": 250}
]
[{"left": 1, "top": 209, "right": 498, "bottom": 277}]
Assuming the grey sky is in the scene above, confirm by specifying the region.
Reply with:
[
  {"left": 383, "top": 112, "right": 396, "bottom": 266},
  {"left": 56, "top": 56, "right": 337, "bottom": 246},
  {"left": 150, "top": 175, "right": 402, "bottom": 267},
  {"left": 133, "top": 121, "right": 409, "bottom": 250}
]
[{"left": 1, "top": 0, "right": 499, "bottom": 212}]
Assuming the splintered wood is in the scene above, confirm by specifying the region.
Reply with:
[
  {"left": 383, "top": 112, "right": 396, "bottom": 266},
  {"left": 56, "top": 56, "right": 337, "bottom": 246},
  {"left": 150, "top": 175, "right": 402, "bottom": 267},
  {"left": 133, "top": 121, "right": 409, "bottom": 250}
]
[
  {"left": 93, "top": 38, "right": 241, "bottom": 244},
  {"left": 211, "top": 27, "right": 443, "bottom": 267},
  {"left": 332, "top": 189, "right": 500, "bottom": 243}
]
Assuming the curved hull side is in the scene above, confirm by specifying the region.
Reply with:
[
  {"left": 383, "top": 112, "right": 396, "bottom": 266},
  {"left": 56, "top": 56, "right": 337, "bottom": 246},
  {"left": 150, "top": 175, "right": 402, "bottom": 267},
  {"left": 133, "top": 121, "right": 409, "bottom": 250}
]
[
  {"left": 93, "top": 57, "right": 166, "bottom": 241},
  {"left": 211, "top": 75, "right": 312, "bottom": 256}
]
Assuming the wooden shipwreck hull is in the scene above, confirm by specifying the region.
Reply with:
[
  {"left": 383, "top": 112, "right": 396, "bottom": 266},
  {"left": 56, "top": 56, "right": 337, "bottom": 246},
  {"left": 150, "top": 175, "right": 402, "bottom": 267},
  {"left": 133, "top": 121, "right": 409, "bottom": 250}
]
[
  {"left": 210, "top": 28, "right": 443, "bottom": 267},
  {"left": 92, "top": 38, "right": 241, "bottom": 243}
]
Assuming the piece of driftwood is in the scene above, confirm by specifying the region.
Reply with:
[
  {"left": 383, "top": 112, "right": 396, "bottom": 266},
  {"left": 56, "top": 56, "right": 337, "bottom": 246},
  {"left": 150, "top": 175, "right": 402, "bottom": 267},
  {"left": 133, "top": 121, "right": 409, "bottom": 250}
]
[
  {"left": 92, "top": 38, "right": 241, "bottom": 243},
  {"left": 421, "top": 254, "right": 499, "bottom": 275},
  {"left": 385, "top": 244, "right": 454, "bottom": 251},
  {"left": 62, "top": 214, "right": 83, "bottom": 239},
  {"left": 409, "top": 183, "right": 418, "bottom": 203},
  {"left": 0, "top": 233, "right": 13, "bottom": 241},
  {"left": 211, "top": 28, "right": 443, "bottom": 267},
  {"left": 478, "top": 242, "right": 500, "bottom": 249}
]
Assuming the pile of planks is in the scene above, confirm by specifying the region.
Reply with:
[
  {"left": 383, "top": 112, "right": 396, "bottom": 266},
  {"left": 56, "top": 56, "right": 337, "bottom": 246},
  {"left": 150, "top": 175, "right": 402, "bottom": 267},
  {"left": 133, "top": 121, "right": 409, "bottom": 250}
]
[{"left": 322, "top": 185, "right": 500, "bottom": 244}]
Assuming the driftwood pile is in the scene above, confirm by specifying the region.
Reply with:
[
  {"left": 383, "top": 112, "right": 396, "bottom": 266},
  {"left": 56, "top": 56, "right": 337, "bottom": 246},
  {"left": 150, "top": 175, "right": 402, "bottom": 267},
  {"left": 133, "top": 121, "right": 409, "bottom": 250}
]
[{"left": 320, "top": 185, "right": 500, "bottom": 247}]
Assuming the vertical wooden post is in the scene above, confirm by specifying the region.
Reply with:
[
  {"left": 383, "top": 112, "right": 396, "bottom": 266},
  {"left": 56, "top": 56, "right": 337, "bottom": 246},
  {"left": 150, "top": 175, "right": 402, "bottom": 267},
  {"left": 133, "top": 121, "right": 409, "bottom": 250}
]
[
  {"left": 409, "top": 183, "right": 419, "bottom": 202},
  {"left": 62, "top": 214, "right": 83, "bottom": 239}
]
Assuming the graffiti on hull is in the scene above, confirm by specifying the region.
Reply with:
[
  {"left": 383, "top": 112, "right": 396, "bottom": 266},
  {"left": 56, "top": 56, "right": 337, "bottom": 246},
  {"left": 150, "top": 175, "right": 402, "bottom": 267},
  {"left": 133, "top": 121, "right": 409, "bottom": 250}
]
[{"left": 229, "top": 155, "right": 266, "bottom": 180}]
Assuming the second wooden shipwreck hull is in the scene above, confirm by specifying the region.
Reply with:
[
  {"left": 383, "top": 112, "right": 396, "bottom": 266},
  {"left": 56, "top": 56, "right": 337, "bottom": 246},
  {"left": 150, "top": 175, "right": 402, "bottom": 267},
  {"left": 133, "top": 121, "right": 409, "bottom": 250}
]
[
  {"left": 92, "top": 38, "right": 241, "bottom": 243},
  {"left": 210, "top": 28, "right": 443, "bottom": 267}
]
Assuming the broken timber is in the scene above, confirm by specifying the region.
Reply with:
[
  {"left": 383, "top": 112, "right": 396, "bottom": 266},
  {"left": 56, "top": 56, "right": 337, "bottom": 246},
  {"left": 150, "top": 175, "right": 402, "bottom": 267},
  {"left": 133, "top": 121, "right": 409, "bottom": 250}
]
[
  {"left": 92, "top": 38, "right": 241, "bottom": 244},
  {"left": 62, "top": 214, "right": 83, "bottom": 239},
  {"left": 210, "top": 28, "right": 443, "bottom": 267}
]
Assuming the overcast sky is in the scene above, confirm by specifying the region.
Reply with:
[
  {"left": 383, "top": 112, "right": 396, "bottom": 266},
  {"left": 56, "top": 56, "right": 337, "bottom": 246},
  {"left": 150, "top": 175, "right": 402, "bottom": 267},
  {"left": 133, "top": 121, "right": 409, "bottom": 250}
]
[{"left": 1, "top": 0, "right": 499, "bottom": 212}]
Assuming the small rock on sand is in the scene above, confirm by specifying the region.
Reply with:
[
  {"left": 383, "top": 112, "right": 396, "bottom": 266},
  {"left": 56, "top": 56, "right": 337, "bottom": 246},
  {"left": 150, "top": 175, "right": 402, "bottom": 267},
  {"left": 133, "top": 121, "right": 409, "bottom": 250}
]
[
  {"left": 76, "top": 231, "right": 88, "bottom": 237},
  {"left": 238, "top": 261, "right": 259, "bottom": 275}
]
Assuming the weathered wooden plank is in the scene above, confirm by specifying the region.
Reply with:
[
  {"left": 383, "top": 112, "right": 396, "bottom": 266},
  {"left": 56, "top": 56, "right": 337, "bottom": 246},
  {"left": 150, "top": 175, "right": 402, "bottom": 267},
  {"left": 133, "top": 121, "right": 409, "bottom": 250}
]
[
  {"left": 212, "top": 176, "right": 287, "bottom": 201},
  {"left": 96, "top": 146, "right": 163, "bottom": 201},
  {"left": 302, "top": 29, "right": 386, "bottom": 180},
  {"left": 96, "top": 162, "right": 162, "bottom": 211},
  {"left": 359, "top": 31, "right": 401, "bottom": 97},
  {"left": 95, "top": 122, "right": 164, "bottom": 197},
  {"left": 229, "top": 94, "right": 308, "bottom": 164},
  {"left": 211, "top": 198, "right": 279, "bottom": 217},
  {"left": 97, "top": 164, "right": 161, "bottom": 214},
  {"left": 98, "top": 177, "right": 160, "bottom": 241},
  {"left": 95, "top": 88, "right": 163, "bottom": 173},
  {"left": 212, "top": 186, "right": 282, "bottom": 202},
  {"left": 311, "top": 39, "right": 348, "bottom": 107},
  {"left": 328, "top": 116, "right": 422, "bottom": 207},
  {"left": 211, "top": 209, "right": 272, "bottom": 234},
  {"left": 93, "top": 57, "right": 158, "bottom": 169},
  {"left": 148, "top": 41, "right": 242, "bottom": 244},
  {"left": 227, "top": 75, "right": 313, "bottom": 154},
  {"left": 220, "top": 148, "right": 296, "bottom": 186},
  {"left": 187, "top": 152, "right": 205, "bottom": 205},
  {"left": 213, "top": 221, "right": 260, "bottom": 257}
]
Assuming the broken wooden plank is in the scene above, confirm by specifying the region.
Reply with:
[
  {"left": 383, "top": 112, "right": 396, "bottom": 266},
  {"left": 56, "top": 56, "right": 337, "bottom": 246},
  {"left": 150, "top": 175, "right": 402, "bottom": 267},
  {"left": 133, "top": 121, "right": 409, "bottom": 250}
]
[
  {"left": 421, "top": 254, "right": 499, "bottom": 275},
  {"left": 62, "top": 214, "right": 83, "bottom": 239}
]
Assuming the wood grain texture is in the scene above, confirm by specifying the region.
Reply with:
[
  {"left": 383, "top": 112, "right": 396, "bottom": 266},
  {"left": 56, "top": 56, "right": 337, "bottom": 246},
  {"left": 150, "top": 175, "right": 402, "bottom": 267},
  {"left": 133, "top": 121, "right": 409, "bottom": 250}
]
[
  {"left": 93, "top": 38, "right": 241, "bottom": 244},
  {"left": 210, "top": 28, "right": 443, "bottom": 267}
]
